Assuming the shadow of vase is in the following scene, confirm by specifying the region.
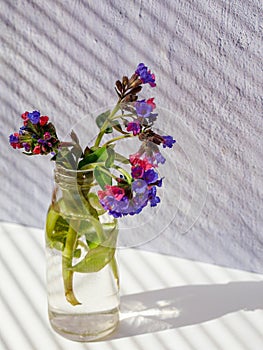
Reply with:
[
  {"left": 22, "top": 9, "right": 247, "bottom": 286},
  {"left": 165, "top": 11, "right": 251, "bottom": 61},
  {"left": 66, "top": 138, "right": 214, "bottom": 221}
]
[{"left": 110, "top": 280, "right": 263, "bottom": 339}]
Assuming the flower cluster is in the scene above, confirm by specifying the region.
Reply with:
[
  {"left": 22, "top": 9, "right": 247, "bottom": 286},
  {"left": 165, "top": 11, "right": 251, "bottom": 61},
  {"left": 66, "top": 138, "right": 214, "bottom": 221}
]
[
  {"left": 9, "top": 111, "right": 60, "bottom": 155},
  {"left": 9, "top": 63, "right": 175, "bottom": 218},
  {"left": 98, "top": 155, "right": 162, "bottom": 218},
  {"left": 97, "top": 63, "right": 175, "bottom": 218}
]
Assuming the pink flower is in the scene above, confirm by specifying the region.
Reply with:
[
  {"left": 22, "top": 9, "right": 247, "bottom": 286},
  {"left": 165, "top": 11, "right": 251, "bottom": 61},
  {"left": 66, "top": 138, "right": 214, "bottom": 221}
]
[
  {"left": 110, "top": 186, "right": 126, "bottom": 201},
  {"left": 21, "top": 111, "right": 29, "bottom": 126},
  {"left": 98, "top": 185, "right": 125, "bottom": 201},
  {"left": 21, "top": 111, "right": 29, "bottom": 120},
  {"left": 146, "top": 98, "right": 156, "bottom": 109},
  {"left": 44, "top": 132, "right": 51, "bottom": 140},
  {"left": 129, "top": 154, "right": 155, "bottom": 170},
  {"left": 39, "top": 115, "right": 49, "bottom": 126},
  {"left": 33, "top": 145, "right": 41, "bottom": 154}
]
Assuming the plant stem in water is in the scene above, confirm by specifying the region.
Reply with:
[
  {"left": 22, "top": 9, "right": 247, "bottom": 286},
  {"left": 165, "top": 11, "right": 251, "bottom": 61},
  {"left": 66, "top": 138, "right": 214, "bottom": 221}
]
[{"left": 62, "top": 224, "right": 81, "bottom": 305}]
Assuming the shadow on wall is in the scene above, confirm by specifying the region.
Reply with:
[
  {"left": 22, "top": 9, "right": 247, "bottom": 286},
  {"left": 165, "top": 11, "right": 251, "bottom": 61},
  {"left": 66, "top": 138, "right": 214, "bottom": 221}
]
[{"left": 112, "top": 281, "right": 263, "bottom": 339}]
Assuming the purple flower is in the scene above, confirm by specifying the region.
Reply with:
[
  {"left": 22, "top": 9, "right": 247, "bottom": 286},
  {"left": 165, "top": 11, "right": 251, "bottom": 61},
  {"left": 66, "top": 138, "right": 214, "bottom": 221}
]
[
  {"left": 28, "top": 110, "right": 40, "bottom": 124},
  {"left": 144, "top": 151, "right": 166, "bottom": 167},
  {"left": 135, "top": 100, "right": 153, "bottom": 118},
  {"left": 99, "top": 175, "right": 162, "bottom": 217},
  {"left": 148, "top": 186, "right": 160, "bottom": 207},
  {"left": 162, "top": 135, "right": 176, "bottom": 148},
  {"left": 127, "top": 120, "right": 141, "bottom": 135},
  {"left": 22, "top": 142, "right": 31, "bottom": 152},
  {"left": 9, "top": 134, "right": 19, "bottom": 144},
  {"left": 132, "top": 179, "right": 147, "bottom": 194},
  {"left": 156, "top": 178, "right": 163, "bottom": 187},
  {"left": 154, "top": 152, "right": 166, "bottom": 164},
  {"left": 131, "top": 165, "right": 144, "bottom": 179},
  {"left": 143, "top": 169, "right": 158, "bottom": 184},
  {"left": 135, "top": 63, "right": 156, "bottom": 87}
]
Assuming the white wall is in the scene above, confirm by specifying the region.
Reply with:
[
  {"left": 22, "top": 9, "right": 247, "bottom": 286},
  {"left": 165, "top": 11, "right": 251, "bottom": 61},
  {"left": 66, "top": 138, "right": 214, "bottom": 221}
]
[{"left": 1, "top": 0, "right": 262, "bottom": 272}]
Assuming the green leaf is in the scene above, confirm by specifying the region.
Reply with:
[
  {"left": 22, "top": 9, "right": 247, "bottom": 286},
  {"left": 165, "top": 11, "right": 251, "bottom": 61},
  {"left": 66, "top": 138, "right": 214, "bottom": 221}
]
[
  {"left": 96, "top": 110, "right": 113, "bottom": 133},
  {"left": 88, "top": 192, "right": 105, "bottom": 215},
  {"left": 45, "top": 207, "right": 69, "bottom": 250},
  {"left": 70, "top": 222, "right": 118, "bottom": 273},
  {"left": 71, "top": 245, "right": 115, "bottom": 273},
  {"left": 87, "top": 240, "right": 99, "bottom": 249},
  {"left": 105, "top": 147, "right": 115, "bottom": 168},
  {"left": 83, "top": 220, "right": 117, "bottom": 248},
  {"left": 74, "top": 249, "right": 82, "bottom": 258},
  {"left": 78, "top": 146, "right": 108, "bottom": 169},
  {"left": 70, "top": 129, "right": 80, "bottom": 144},
  {"left": 113, "top": 123, "right": 129, "bottom": 134},
  {"left": 94, "top": 165, "right": 112, "bottom": 189},
  {"left": 55, "top": 147, "right": 77, "bottom": 169}
]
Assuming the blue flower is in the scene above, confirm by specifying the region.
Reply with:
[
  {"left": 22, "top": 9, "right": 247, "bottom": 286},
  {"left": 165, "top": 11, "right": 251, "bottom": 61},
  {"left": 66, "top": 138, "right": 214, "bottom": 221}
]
[
  {"left": 143, "top": 169, "right": 158, "bottom": 184},
  {"left": 162, "top": 135, "right": 176, "bottom": 148},
  {"left": 148, "top": 186, "right": 161, "bottom": 207},
  {"left": 135, "top": 63, "right": 156, "bottom": 87},
  {"left": 22, "top": 143, "right": 31, "bottom": 152},
  {"left": 9, "top": 134, "right": 19, "bottom": 143},
  {"left": 28, "top": 110, "right": 40, "bottom": 124},
  {"left": 135, "top": 100, "right": 153, "bottom": 118},
  {"left": 154, "top": 152, "right": 166, "bottom": 164},
  {"left": 156, "top": 178, "right": 163, "bottom": 187},
  {"left": 132, "top": 179, "right": 148, "bottom": 194}
]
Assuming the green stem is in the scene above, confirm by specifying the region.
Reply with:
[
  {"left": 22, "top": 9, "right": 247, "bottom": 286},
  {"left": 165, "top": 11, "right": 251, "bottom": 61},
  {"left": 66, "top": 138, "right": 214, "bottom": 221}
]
[
  {"left": 62, "top": 224, "right": 81, "bottom": 305},
  {"left": 114, "top": 165, "right": 133, "bottom": 183},
  {"left": 94, "top": 103, "right": 121, "bottom": 147},
  {"left": 79, "top": 190, "right": 107, "bottom": 243},
  {"left": 102, "top": 133, "right": 133, "bottom": 147},
  {"left": 110, "top": 112, "right": 135, "bottom": 119},
  {"left": 110, "top": 257, "right": 119, "bottom": 289}
]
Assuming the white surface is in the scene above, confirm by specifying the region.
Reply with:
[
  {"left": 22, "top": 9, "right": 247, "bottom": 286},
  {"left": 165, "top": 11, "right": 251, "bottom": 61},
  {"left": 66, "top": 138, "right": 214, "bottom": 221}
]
[
  {"left": 0, "top": 222, "right": 263, "bottom": 350},
  {"left": 1, "top": 0, "right": 262, "bottom": 273}
]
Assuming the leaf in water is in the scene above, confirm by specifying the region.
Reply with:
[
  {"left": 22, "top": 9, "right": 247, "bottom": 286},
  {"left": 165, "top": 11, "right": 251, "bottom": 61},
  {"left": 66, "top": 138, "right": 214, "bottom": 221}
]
[
  {"left": 71, "top": 245, "right": 115, "bottom": 273},
  {"left": 82, "top": 219, "right": 117, "bottom": 248},
  {"left": 74, "top": 249, "right": 82, "bottom": 259},
  {"left": 46, "top": 207, "right": 69, "bottom": 250},
  {"left": 88, "top": 192, "right": 105, "bottom": 215},
  {"left": 70, "top": 221, "right": 118, "bottom": 273},
  {"left": 71, "top": 222, "right": 118, "bottom": 273},
  {"left": 96, "top": 110, "right": 113, "bottom": 133},
  {"left": 110, "top": 257, "right": 119, "bottom": 288},
  {"left": 94, "top": 165, "right": 112, "bottom": 189}
]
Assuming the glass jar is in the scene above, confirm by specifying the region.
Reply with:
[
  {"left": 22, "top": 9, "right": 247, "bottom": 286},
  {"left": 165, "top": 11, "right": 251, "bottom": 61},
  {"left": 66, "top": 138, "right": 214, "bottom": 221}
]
[{"left": 45, "top": 165, "right": 119, "bottom": 341}]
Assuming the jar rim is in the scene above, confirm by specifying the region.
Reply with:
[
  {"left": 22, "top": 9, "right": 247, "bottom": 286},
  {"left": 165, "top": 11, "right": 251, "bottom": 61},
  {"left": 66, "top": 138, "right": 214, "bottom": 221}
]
[{"left": 55, "top": 163, "right": 94, "bottom": 174}]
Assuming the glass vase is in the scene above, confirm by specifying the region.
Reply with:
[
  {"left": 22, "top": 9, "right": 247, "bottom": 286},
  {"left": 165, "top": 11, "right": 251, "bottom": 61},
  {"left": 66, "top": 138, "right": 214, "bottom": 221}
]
[{"left": 45, "top": 165, "right": 120, "bottom": 342}]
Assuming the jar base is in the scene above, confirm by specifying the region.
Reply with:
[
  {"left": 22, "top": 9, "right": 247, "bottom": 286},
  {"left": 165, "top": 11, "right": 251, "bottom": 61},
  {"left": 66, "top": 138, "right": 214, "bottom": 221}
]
[{"left": 49, "top": 307, "right": 119, "bottom": 342}]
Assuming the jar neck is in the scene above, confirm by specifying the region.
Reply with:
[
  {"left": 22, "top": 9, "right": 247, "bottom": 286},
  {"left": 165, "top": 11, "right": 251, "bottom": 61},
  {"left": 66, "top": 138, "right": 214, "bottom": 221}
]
[{"left": 54, "top": 164, "right": 94, "bottom": 190}]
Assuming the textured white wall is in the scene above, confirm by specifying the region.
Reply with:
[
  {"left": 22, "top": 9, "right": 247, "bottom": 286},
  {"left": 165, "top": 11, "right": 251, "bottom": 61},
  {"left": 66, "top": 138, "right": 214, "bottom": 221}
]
[{"left": 1, "top": 0, "right": 262, "bottom": 272}]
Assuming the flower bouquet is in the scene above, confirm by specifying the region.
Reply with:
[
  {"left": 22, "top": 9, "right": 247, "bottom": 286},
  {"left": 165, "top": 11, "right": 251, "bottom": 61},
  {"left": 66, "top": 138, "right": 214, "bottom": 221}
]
[{"left": 9, "top": 63, "right": 175, "bottom": 341}]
